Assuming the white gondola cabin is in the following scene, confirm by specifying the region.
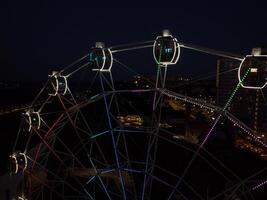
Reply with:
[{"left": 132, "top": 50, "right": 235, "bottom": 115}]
[
  {"left": 24, "top": 110, "right": 41, "bottom": 132},
  {"left": 90, "top": 42, "right": 113, "bottom": 71},
  {"left": 48, "top": 71, "right": 68, "bottom": 96},
  {"left": 153, "top": 30, "right": 180, "bottom": 66},
  {"left": 9, "top": 152, "right": 27, "bottom": 174},
  {"left": 18, "top": 196, "right": 28, "bottom": 200},
  {"left": 238, "top": 55, "right": 267, "bottom": 89}
]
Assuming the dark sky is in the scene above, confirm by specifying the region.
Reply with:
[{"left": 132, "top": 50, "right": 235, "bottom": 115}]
[{"left": 1, "top": 0, "right": 267, "bottom": 81}]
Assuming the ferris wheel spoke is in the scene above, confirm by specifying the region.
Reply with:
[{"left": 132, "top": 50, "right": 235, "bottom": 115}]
[
  {"left": 26, "top": 156, "right": 86, "bottom": 198},
  {"left": 209, "top": 168, "right": 267, "bottom": 200},
  {"left": 53, "top": 136, "right": 87, "bottom": 168},
  {"left": 148, "top": 95, "right": 167, "bottom": 199},
  {"left": 58, "top": 161, "right": 97, "bottom": 199},
  {"left": 57, "top": 95, "right": 92, "bottom": 157},
  {"left": 58, "top": 94, "right": 76, "bottom": 107},
  {"left": 123, "top": 163, "right": 202, "bottom": 200},
  {"left": 199, "top": 68, "right": 251, "bottom": 147},
  {"left": 88, "top": 134, "right": 111, "bottom": 165},
  {"left": 180, "top": 42, "right": 244, "bottom": 61},
  {"left": 141, "top": 129, "right": 157, "bottom": 200},
  {"left": 113, "top": 58, "right": 156, "bottom": 88},
  {"left": 32, "top": 127, "right": 64, "bottom": 162},
  {"left": 159, "top": 127, "right": 255, "bottom": 196},
  {"left": 76, "top": 112, "right": 93, "bottom": 134},
  {"left": 23, "top": 168, "right": 67, "bottom": 199},
  {"left": 139, "top": 132, "right": 223, "bottom": 199},
  {"left": 12, "top": 119, "right": 25, "bottom": 152},
  {"left": 68, "top": 89, "right": 95, "bottom": 135},
  {"left": 31, "top": 133, "right": 96, "bottom": 199},
  {"left": 149, "top": 174, "right": 189, "bottom": 200},
  {"left": 174, "top": 67, "right": 239, "bottom": 89},
  {"left": 98, "top": 72, "right": 128, "bottom": 200},
  {"left": 38, "top": 133, "right": 57, "bottom": 169},
  {"left": 109, "top": 40, "right": 154, "bottom": 53},
  {"left": 55, "top": 136, "right": 88, "bottom": 167},
  {"left": 31, "top": 113, "right": 66, "bottom": 170},
  {"left": 23, "top": 128, "right": 34, "bottom": 153},
  {"left": 37, "top": 96, "right": 52, "bottom": 113},
  {"left": 60, "top": 53, "right": 90, "bottom": 74},
  {"left": 101, "top": 75, "right": 115, "bottom": 92},
  {"left": 88, "top": 157, "right": 113, "bottom": 200},
  {"left": 167, "top": 67, "right": 251, "bottom": 199},
  {"left": 147, "top": 100, "right": 165, "bottom": 199},
  {"left": 30, "top": 80, "right": 49, "bottom": 107},
  {"left": 66, "top": 61, "right": 92, "bottom": 77},
  {"left": 141, "top": 59, "right": 167, "bottom": 200}
]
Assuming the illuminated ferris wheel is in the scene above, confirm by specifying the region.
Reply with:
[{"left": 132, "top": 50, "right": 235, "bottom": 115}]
[{"left": 9, "top": 30, "right": 267, "bottom": 200}]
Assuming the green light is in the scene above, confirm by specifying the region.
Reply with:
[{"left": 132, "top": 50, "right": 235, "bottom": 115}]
[
  {"left": 155, "top": 46, "right": 163, "bottom": 80},
  {"left": 223, "top": 68, "right": 251, "bottom": 111}
]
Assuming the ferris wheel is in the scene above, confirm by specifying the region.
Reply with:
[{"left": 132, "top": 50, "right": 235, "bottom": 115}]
[{"left": 9, "top": 30, "right": 267, "bottom": 200}]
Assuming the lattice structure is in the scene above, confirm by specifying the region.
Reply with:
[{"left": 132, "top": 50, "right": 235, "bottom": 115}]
[{"left": 9, "top": 30, "right": 267, "bottom": 199}]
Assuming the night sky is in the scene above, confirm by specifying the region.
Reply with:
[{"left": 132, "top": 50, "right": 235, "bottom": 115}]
[{"left": 2, "top": 0, "right": 267, "bottom": 81}]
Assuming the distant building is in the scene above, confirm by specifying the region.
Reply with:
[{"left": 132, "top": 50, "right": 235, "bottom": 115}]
[{"left": 216, "top": 48, "right": 267, "bottom": 141}]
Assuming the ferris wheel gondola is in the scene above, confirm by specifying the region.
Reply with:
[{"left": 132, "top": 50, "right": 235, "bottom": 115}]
[
  {"left": 48, "top": 71, "right": 68, "bottom": 96},
  {"left": 153, "top": 29, "right": 180, "bottom": 66},
  {"left": 90, "top": 42, "right": 113, "bottom": 71},
  {"left": 238, "top": 55, "right": 267, "bottom": 89},
  {"left": 9, "top": 152, "right": 27, "bottom": 174},
  {"left": 18, "top": 196, "right": 27, "bottom": 200},
  {"left": 24, "top": 110, "right": 41, "bottom": 132}
]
